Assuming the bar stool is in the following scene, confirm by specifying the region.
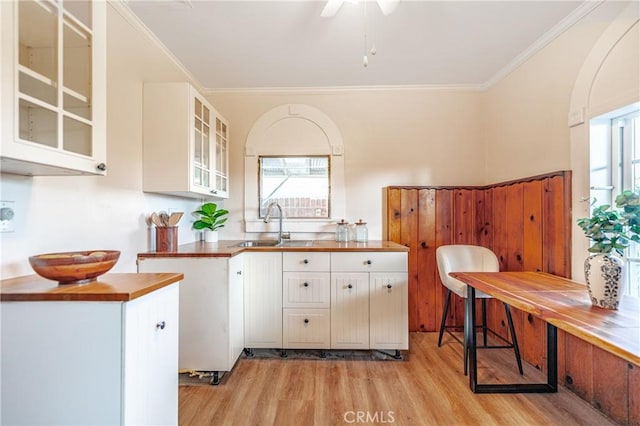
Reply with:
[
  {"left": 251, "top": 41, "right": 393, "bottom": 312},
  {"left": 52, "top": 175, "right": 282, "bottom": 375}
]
[{"left": 436, "top": 245, "right": 523, "bottom": 376}]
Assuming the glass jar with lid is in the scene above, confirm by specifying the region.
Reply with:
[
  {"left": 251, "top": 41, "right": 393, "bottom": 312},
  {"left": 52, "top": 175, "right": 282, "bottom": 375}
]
[
  {"left": 335, "top": 219, "right": 349, "bottom": 242},
  {"left": 354, "top": 219, "right": 368, "bottom": 242}
]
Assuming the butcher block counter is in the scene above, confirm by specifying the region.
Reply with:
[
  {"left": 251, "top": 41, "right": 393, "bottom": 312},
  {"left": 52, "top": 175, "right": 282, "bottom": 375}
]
[
  {"left": 0, "top": 272, "right": 184, "bottom": 301},
  {"left": 137, "top": 239, "right": 409, "bottom": 258}
]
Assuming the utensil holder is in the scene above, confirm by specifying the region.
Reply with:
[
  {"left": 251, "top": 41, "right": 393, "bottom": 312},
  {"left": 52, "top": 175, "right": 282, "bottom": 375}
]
[{"left": 156, "top": 226, "right": 178, "bottom": 252}]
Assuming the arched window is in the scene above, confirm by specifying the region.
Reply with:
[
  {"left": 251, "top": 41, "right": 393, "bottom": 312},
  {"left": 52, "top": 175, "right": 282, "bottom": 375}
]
[{"left": 244, "top": 104, "right": 345, "bottom": 234}]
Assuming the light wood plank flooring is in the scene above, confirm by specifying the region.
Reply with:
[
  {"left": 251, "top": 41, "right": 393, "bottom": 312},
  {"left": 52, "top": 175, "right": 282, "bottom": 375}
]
[{"left": 178, "top": 333, "right": 615, "bottom": 425}]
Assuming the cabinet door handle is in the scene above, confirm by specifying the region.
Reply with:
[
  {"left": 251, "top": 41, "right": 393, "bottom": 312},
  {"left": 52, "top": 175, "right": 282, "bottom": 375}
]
[
  {"left": 303, "top": 282, "right": 309, "bottom": 287},
  {"left": 156, "top": 321, "right": 166, "bottom": 330},
  {"left": 96, "top": 163, "right": 107, "bottom": 172},
  {"left": 303, "top": 259, "right": 309, "bottom": 264},
  {"left": 366, "top": 260, "right": 372, "bottom": 265},
  {"left": 386, "top": 284, "right": 393, "bottom": 289},
  {"left": 303, "top": 318, "right": 310, "bottom": 324},
  {"left": 210, "top": 190, "right": 218, "bottom": 194},
  {"left": 347, "top": 284, "right": 353, "bottom": 289},
  {"left": 237, "top": 271, "right": 242, "bottom": 275}
]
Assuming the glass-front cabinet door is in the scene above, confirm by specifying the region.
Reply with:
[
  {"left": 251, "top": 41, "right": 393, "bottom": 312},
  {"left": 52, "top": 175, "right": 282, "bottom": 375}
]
[
  {"left": 192, "top": 96, "right": 212, "bottom": 193},
  {"left": 213, "top": 116, "right": 229, "bottom": 198},
  {"left": 1, "top": 0, "right": 106, "bottom": 176}
]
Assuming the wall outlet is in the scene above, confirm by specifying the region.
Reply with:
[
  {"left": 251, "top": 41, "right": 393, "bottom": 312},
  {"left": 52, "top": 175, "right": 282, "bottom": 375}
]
[{"left": 0, "top": 201, "right": 16, "bottom": 233}]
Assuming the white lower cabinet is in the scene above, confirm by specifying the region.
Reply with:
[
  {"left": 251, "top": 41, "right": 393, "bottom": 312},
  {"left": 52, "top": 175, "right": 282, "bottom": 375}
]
[
  {"left": 331, "top": 273, "right": 370, "bottom": 349},
  {"left": 1, "top": 283, "right": 179, "bottom": 426},
  {"left": 137, "top": 255, "right": 244, "bottom": 383},
  {"left": 244, "top": 251, "right": 283, "bottom": 348},
  {"left": 330, "top": 252, "right": 409, "bottom": 351},
  {"left": 283, "top": 308, "right": 331, "bottom": 348},
  {"left": 282, "top": 252, "right": 331, "bottom": 348},
  {"left": 370, "top": 272, "right": 409, "bottom": 349},
  {"left": 242, "top": 249, "right": 408, "bottom": 352}
]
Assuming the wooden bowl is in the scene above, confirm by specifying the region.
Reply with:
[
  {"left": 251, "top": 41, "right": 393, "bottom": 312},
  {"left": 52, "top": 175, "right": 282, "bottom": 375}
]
[{"left": 28, "top": 250, "right": 121, "bottom": 284}]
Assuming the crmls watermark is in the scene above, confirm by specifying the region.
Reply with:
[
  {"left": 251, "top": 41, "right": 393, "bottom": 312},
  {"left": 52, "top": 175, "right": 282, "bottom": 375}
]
[{"left": 343, "top": 411, "right": 396, "bottom": 424}]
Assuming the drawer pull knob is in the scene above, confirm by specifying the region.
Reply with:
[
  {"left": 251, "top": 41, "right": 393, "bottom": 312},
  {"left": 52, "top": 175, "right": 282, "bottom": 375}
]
[
  {"left": 366, "top": 260, "right": 372, "bottom": 265},
  {"left": 303, "top": 282, "right": 309, "bottom": 287},
  {"left": 304, "top": 318, "right": 310, "bottom": 324},
  {"left": 347, "top": 284, "right": 353, "bottom": 289},
  {"left": 303, "top": 259, "right": 309, "bottom": 264},
  {"left": 386, "top": 284, "right": 393, "bottom": 289},
  {"left": 156, "top": 321, "right": 166, "bottom": 330}
]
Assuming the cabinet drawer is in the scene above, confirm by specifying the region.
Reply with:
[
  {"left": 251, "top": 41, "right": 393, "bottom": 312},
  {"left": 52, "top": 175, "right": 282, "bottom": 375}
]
[
  {"left": 283, "top": 252, "right": 330, "bottom": 271},
  {"left": 330, "top": 252, "right": 407, "bottom": 272},
  {"left": 283, "top": 272, "right": 330, "bottom": 308},
  {"left": 283, "top": 308, "right": 330, "bottom": 349}
]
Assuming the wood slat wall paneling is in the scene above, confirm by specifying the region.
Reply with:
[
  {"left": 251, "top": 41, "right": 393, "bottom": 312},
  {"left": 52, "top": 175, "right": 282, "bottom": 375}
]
[
  {"left": 402, "top": 189, "right": 420, "bottom": 332},
  {"left": 629, "top": 363, "right": 640, "bottom": 424},
  {"left": 385, "top": 171, "right": 634, "bottom": 423},
  {"left": 592, "top": 347, "right": 629, "bottom": 425},
  {"left": 564, "top": 333, "right": 594, "bottom": 402},
  {"left": 523, "top": 180, "right": 544, "bottom": 272},
  {"left": 543, "top": 174, "right": 572, "bottom": 278},
  {"left": 434, "top": 189, "right": 456, "bottom": 330},
  {"left": 417, "top": 189, "right": 436, "bottom": 332}
]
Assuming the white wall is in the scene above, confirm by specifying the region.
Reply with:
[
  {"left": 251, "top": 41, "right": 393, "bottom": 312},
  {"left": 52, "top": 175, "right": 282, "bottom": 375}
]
[
  {"left": 481, "top": 1, "right": 639, "bottom": 280},
  {"left": 0, "top": 4, "right": 212, "bottom": 279},
  {"left": 2, "top": 1, "right": 637, "bottom": 280},
  {"left": 208, "top": 89, "right": 484, "bottom": 241}
]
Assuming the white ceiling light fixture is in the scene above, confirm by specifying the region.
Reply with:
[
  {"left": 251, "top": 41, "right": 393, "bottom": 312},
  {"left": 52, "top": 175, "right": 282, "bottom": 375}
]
[{"left": 320, "top": 0, "right": 400, "bottom": 18}]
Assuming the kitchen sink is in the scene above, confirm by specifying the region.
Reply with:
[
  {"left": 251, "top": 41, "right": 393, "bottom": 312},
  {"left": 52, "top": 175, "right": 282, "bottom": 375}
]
[
  {"left": 234, "top": 240, "right": 313, "bottom": 248},
  {"left": 279, "top": 240, "right": 313, "bottom": 247},
  {"left": 234, "top": 240, "right": 279, "bottom": 247}
]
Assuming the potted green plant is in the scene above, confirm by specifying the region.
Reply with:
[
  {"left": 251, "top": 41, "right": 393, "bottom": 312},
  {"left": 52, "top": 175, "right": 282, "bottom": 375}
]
[
  {"left": 577, "top": 189, "right": 640, "bottom": 309},
  {"left": 193, "top": 202, "right": 229, "bottom": 243}
]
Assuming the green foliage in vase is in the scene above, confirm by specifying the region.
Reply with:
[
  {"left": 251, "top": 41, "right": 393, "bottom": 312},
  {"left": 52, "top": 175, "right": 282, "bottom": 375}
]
[
  {"left": 192, "top": 202, "right": 229, "bottom": 231},
  {"left": 577, "top": 189, "right": 640, "bottom": 256}
]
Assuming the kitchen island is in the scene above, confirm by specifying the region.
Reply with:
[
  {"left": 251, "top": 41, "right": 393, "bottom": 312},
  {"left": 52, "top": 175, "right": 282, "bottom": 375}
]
[
  {"left": 137, "top": 240, "right": 409, "bottom": 384},
  {"left": 1, "top": 272, "right": 184, "bottom": 426}
]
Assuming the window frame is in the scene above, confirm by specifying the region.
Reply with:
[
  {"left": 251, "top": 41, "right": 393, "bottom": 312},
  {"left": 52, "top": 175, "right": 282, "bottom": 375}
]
[{"left": 258, "top": 155, "right": 331, "bottom": 219}]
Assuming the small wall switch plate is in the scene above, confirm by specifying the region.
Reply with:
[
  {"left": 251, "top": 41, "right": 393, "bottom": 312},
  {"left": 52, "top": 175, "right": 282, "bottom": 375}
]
[{"left": 0, "top": 201, "right": 16, "bottom": 233}]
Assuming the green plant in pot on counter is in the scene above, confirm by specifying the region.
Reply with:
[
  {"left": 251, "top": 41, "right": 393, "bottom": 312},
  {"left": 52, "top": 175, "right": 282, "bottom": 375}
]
[
  {"left": 577, "top": 189, "right": 640, "bottom": 309},
  {"left": 193, "top": 202, "right": 228, "bottom": 242}
]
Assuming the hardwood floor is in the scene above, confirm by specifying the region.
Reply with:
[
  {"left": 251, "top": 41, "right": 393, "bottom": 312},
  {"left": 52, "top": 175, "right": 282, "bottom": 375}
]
[{"left": 178, "top": 333, "right": 615, "bottom": 425}]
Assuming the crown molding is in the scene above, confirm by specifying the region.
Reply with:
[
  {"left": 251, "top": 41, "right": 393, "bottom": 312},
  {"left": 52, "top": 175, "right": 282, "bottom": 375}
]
[
  {"left": 108, "top": 0, "right": 205, "bottom": 93},
  {"left": 110, "top": 0, "right": 603, "bottom": 95},
  {"left": 481, "top": 0, "right": 604, "bottom": 90},
  {"left": 203, "top": 84, "right": 487, "bottom": 96}
]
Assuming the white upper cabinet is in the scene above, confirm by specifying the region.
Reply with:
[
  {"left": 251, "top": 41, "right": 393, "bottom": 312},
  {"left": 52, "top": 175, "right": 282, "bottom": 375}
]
[
  {"left": 143, "top": 82, "right": 229, "bottom": 199},
  {"left": 0, "top": 0, "right": 107, "bottom": 176}
]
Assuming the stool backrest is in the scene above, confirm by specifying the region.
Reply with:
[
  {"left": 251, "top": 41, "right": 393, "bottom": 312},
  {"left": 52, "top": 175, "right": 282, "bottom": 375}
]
[{"left": 436, "top": 245, "right": 499, "bottom": 289}]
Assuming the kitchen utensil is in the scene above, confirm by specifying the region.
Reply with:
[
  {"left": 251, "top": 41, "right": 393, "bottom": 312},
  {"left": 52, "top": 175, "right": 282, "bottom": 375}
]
[
  {"left": 159, "top": 211, "right": 170, "bottom": 226},
  {"left": 168, "top": 212, "right": 183, "bottom": 226},
  {"left": 29, "top": 250, "right": 121, "bottom": 284},
  {"left": 150, "top": 212, "right": 164, "bottom": 227}
]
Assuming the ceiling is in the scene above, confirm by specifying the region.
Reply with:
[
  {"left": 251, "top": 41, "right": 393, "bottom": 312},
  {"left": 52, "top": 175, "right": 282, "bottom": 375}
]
[{"left": 125, "top": 0, "right": 591, "bottom": 90}]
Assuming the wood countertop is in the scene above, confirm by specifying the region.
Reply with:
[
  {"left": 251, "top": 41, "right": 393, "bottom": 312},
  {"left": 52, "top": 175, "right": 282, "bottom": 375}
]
[
  {"left": 0, "top": 273, "right": 184, "bottom": 302},
  {"left": 137, "top": 240, "right": 409, "bottom": 259},
  {"left": 450, "top": 271, "right": 640, "bottom": 367}
]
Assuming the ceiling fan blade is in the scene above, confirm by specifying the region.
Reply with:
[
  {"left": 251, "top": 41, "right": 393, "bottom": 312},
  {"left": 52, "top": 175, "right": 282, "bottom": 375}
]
[
  {"left": 376, "top": 0, "right": 399, "bottom": 16},
  {"left": 321, "top": 0, "right": 345, "bottom": 17}
]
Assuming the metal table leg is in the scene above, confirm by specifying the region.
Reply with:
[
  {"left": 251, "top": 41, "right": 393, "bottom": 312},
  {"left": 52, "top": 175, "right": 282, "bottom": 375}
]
[{"left": 467, "top": 285, "right": 558, "bottom": 394}]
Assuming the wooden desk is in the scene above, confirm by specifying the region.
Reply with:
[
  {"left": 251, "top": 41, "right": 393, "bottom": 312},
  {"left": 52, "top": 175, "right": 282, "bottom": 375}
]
[{"left": 450, "top": 271, "right": 640, "bottom": 394}]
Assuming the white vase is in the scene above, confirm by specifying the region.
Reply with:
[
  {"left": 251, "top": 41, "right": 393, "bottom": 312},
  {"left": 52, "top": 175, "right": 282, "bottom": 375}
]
[
  {"left": 584, "top": 253, "right": 624, "bottom": 309},
  {"left": 204, "top": 230, "right": 219, "bottom": 243}
]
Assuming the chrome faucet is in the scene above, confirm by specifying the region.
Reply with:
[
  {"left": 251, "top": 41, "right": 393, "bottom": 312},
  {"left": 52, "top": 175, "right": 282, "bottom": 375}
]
[{"left": 264, "top": 201, "right": 284, "bottom": 244}]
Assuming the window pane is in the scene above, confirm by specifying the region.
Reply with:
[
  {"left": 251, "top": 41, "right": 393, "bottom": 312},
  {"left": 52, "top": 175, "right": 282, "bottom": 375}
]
[{"left": 259, "top": 156, "right": 330, "bottom": 218}]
